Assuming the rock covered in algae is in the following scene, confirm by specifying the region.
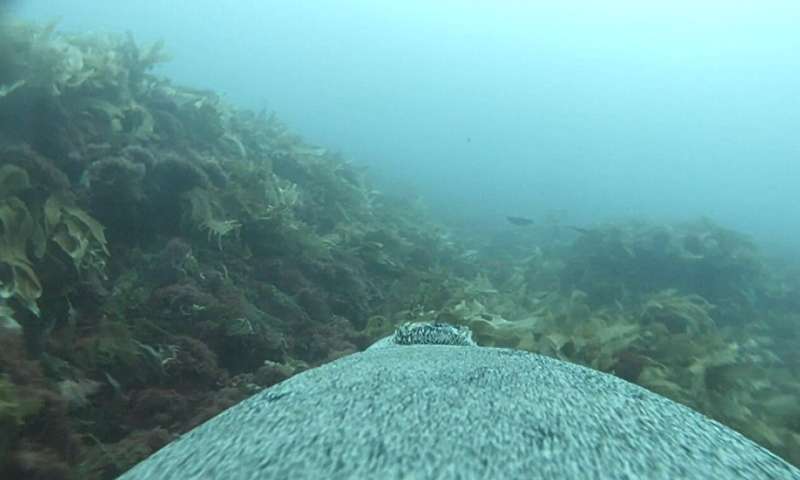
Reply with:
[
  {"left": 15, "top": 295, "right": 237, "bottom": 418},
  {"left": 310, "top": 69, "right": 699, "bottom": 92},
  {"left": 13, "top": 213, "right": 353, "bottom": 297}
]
[{"left": 119, "top": 324, "right": 800, "bottom": 479}]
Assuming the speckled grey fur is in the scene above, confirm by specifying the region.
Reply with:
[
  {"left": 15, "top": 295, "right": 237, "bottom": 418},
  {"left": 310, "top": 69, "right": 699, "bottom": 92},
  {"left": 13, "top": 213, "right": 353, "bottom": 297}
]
[
  {"left": 119, "top": 330, "right": 800, "bottom": 479},
  {"left": 368, "top": 321, "right": 477, "bottom": 349}
]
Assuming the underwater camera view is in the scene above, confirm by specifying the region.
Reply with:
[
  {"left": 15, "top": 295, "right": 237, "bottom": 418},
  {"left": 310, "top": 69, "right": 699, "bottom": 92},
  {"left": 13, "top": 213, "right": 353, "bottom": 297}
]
[{"left": 1, "top": 1, "right": 800, "bottom": 479}]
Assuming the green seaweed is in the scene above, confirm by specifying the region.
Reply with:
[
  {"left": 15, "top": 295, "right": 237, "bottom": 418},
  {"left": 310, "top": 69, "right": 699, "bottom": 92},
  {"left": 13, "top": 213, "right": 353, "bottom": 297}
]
[
  {"left": 45, "top": 192, "right": 109, "bottom": 273},
  {"left": 0, "top": 195, "right": 43, "bottom": 315}
]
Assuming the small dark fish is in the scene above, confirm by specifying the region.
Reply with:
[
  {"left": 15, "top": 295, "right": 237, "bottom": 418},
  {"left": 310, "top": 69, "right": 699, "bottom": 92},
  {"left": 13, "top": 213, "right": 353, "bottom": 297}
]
[
  {"left": 564, "top": 225, "right": 592, "bottom": 235},
  {"left": 506, "top": 216, "right": 535, "bottom": 226}
]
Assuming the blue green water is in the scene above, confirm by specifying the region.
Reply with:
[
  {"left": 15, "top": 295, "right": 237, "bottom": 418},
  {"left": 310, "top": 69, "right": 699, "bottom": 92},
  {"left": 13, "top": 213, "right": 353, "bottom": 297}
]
[{"left": 11, "top": 0, "right": 800, "bottom": 256}]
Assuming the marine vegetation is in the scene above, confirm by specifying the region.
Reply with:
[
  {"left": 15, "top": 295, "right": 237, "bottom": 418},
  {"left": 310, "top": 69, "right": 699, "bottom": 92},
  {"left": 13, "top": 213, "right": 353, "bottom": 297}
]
[{"left": 0, "top": 19, "right": 798, "bottom": 479}]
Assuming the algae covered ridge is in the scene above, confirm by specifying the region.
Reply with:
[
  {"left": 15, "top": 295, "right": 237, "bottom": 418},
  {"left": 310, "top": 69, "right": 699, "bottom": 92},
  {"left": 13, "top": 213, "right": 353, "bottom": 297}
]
[{"left": 0, "top": 20, "right": 799, "bottom": 479}]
